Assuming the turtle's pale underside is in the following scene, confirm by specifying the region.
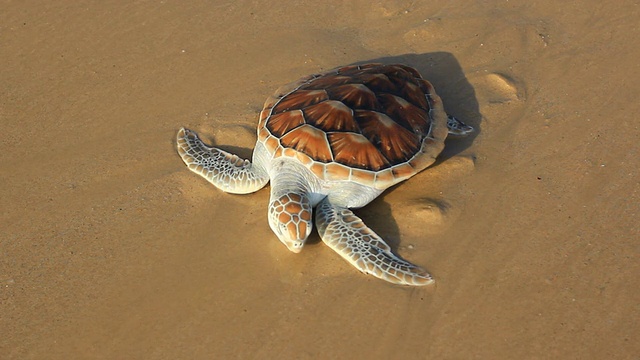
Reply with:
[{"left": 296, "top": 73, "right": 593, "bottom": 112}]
[{"left": 177, "top": 63, "right": 473, "bottom": 286}]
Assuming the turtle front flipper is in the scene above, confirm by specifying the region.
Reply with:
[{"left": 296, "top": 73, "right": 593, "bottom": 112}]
[
  {"left": 315, "top": 197, "right": 434, "bottom": 286},
  {"left": 446, "top": 114, "right": 474, "bottom": 136},
  {"left": 177, "top": 128, "right": 269, "bottom": 194}
]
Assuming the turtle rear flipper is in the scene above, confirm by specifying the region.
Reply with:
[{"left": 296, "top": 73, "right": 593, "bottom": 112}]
[{"left": 446, "top": 114, "right": 474, "bottom": 136}]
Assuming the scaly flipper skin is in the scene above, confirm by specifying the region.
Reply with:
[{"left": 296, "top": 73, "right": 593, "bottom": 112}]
[
  {"left": 315, "top": 197, "right": 434, "bottom": 286},
  {"left": 176, "top": 128, "right": 269, "bottom": 194},
  {"left": 446, "top": 114, "right": 475, "bottom": 136}
]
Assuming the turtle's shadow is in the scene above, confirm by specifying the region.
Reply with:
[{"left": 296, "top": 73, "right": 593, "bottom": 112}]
[{"left": 350, "top": 52, "right": 481, "bottom": 252}]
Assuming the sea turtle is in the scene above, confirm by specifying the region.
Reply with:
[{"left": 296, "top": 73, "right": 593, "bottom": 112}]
[{"left": 176, "top": 63, "right": 473, "bottom": 286}]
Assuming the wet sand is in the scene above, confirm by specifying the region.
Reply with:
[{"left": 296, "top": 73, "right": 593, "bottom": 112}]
[{"left": 1, "top": 1, "right": 638, "bottom": 358}]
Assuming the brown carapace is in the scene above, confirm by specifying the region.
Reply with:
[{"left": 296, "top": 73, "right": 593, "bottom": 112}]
[{"left": 258, "top": 63, "right": 448, "bottom": 189}]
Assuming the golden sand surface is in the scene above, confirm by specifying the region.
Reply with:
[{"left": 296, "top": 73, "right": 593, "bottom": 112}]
[{"left": 1, "top": 1, "right": 638, "bottom": 358}]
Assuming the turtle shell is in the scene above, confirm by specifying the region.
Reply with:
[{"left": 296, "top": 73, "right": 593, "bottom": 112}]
[{"left": 257, "top": 63, "right": 448, "bottom": 189}]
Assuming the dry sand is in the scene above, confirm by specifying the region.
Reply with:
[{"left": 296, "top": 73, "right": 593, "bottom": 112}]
[{"left": 1, "top": 1, "right": 638, "bottom": 358}]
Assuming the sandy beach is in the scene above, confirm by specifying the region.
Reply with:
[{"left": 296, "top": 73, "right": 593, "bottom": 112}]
[{"left": 1, "top": 1, "right": 638, "bottom": 358}]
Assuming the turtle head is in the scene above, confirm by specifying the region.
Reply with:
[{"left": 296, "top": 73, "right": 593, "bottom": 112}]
[{"left": 268, "top": 193, "right": 313, "bottom": 253}]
